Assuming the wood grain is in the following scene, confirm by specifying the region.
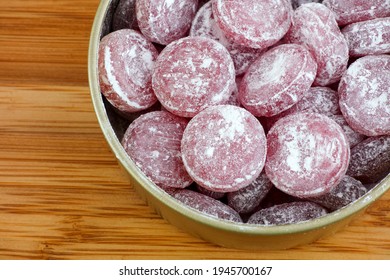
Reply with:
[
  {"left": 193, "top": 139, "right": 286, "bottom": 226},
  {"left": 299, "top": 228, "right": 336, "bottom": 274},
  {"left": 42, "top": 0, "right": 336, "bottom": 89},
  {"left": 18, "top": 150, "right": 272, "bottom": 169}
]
[{"left": 0, "top": 0, "right": 389, "bottom": 259}]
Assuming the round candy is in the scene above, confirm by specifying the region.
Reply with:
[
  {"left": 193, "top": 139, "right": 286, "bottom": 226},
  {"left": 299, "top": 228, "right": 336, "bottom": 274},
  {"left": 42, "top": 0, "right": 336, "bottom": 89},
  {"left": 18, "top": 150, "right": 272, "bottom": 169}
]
[
  {"left": 227, "top": 172, "right": 273, "bottom": 215},
  {"left": 265, "top": 112, "right": 350, "bottom": 198},
  {"left": 152, "top": 37, "right": 235, "bottom": 117},
  {"left": 181, "top": 105, "right": 267, "bottom": 192},
  {"left": 342, "top": 17, "right": 390, "bottom": 57},
  {"left": 135, "top": 0, "right": 198, "bottom": 45},
  {"left": 329, "top": 115, "right": 367, "bottom": 148},
  {"left": 212, "top": 0, "right": 292, "bottom": 49},
  {"left": 309, "top": 175, "right": 367, "bottom": 211},
  {"left": 98, "top": 29, "right": 158, "bottom": 114},
  {"left": 347, "top": 135, "right": 390, "bottom": 184},
  {"left": 165, "top": 188, "right": 242, "bottom": 223},
  {"left": 238, "top": 43, "right": 317, "bottom": 117},
  {"left": 338, "top": 55, "right": 390, "bottom": 136},
  {"left": 247, "top": 201, "right": 328, "bottom": 225},
  {"left": 284, "top": 3, "right": 349, "bottom": 86},
  {"left": 190, "top": 1, "right": 264, "bottom": 75},
  {"left": 323, "top": 0, "right": 390, "bottom": 26},
  {"left": 121, "top": 111, "right": 193, "bottom": 189}
]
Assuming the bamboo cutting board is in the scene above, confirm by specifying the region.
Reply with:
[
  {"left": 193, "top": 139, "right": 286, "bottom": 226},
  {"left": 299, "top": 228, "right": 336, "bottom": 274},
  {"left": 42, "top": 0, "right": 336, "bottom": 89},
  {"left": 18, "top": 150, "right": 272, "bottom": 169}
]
[{"left": 0, "top": 0, "right": 389, "bottom": 260}]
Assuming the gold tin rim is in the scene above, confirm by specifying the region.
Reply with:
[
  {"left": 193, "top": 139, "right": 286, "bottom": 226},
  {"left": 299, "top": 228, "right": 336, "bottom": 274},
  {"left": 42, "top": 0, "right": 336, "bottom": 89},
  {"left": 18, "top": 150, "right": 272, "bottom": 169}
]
[{"left": 88, "top": 0, "right": 390, "bottom": 248}]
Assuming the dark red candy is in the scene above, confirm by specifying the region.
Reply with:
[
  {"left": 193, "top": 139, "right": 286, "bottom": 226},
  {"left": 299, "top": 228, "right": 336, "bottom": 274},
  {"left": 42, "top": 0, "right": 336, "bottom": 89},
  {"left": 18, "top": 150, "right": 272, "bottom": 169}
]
[
  {"left": 265, "top": 112, "right": 350, "bottom": 198},
  {"left": 238, "top": 43, "right": 317, "bottom": 117},
  {"left": 98, "top": 29, "right": 159, "bottom": 114},
  {"left": 338, "top": 55, "right": 390, "bottom": 136},
  {"left": 329, "top": 115, "right": 366, "bottom": 148},
  {"left": 190, "top": 1, "right": 264, "bottom": 75},
  {"left": 227, "top": 172, "right": 273, "bottom": 214},
  {"left": 121, "top": 111, "right": 193, "bottom": 189},
  {"left": 152, "top": 37, "right": 235, "bottom": 117},
  {"left": 136, "top": 0, "right": 198, "bottom": 45},
  {"left": 212, "top": 0, "right": 292, "bottom": 49},
  {"left": 284, "top": 3, "right": 349, "bottom": 86},
  {"left": 181, "top": 105, "right": 267, "bottom": 192},
  {"left": 323, "top": 0, "right": 390, "bottom": 26},
  {"left": 247, "top": 201, "right": 328, "bottom": 225},
  {"left": 342, "top": 17, "right": 390, "bottom": 57},
  {"left": 112, "top": 0, "right": 138, "bottom": 31},
  {"left": 165, "top": 188, "right": 242, "bottom": 223},
  {"left": 347, "top": 135, "right": 390, "bottom": 184},
  {"left": 195, "top": 184, "right": 226, "bottom": 200},
  {"left": 309, "top": 175, "right": 367, "bottom": 211}
]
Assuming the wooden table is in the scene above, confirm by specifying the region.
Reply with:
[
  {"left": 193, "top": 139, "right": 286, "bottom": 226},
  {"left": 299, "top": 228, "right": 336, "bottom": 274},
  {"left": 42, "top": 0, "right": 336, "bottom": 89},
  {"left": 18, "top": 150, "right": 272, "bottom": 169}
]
[{"left": 0, "top": 0, "right": 389, "bottom": 260}]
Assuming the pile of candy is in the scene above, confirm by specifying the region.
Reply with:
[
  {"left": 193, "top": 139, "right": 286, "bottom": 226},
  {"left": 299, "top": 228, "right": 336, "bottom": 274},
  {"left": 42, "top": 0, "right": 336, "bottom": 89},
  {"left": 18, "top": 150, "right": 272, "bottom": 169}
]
[{"left": 99, "top": 0, "right": 390, "bottom": 225}]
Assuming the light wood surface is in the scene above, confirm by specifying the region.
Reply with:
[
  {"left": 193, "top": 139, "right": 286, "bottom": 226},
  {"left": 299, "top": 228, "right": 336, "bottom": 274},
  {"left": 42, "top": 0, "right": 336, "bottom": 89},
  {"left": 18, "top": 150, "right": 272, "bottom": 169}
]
[{"left": 0, "top": 0, "right": 389, "bottom": 260}]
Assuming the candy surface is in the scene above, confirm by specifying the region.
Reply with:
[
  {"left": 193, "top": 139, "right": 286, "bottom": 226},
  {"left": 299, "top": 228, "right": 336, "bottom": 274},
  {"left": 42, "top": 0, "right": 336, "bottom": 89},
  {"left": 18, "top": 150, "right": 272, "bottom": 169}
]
[
  {"left": 166, "top": 188, "right": 242, "bottom": 222},
  {"left": 291, "top": 0, "right": 323, "bottom": 10},
  {"left": 121, "top": 111, "right": 193, "bottom": 189},
  {"left": 284, "top": 3, "right": 349, "bottom": 86},
  {"left": 347, "top": 135, "right": 390, "bottom": 184},
  {"left": 136, "top": 0, "right": 198, "bottom": 45},
  {"left": 323, "top": 0, "right": 390, "bottom": 26},
  {"left": 181, "top": 105, "right": 267, "bottom": 192},
  {"left": 338, "top": 55, "right": 390, "bottom": 136},
  {"left": 247, "top": 201, "right": 328, "bottom": 225},
  {"left": 329, "top": 115, "right": 366, "bottom": 148},
  {"left": 265, "top": 112, "right": 350, "bottom": 198},
  {"left": 152, "top": 37, "right": 235, "bottom": 117},
  {"left": 342, "top": 17, "right": 390, "bottom": 57},
  {"left": 212, "top": 0, "right": 292, "bottom": 49},
  {"left": 309, "top": 175, "right": 367, "bottom": 211},
  {"left": 238, "top": 43, "right": 317, "bottom": 117},
  {"left": 190, "top": 1, "right": 263, "bottom": 75},
  {"left": 227, "top": 172, "right": 273, "bottom": 214},
  {"left": 112, "top": 0, "right": 137, "bottom": 31},
  {"left": 98, "top": 29, "right": 159, "bottom": 113}
]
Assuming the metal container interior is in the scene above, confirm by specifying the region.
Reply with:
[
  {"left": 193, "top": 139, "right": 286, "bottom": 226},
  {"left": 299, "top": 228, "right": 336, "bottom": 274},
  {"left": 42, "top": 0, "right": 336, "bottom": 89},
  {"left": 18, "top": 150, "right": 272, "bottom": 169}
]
[{"left": 88, "top": 0, "right": 390, "bottom": 250}]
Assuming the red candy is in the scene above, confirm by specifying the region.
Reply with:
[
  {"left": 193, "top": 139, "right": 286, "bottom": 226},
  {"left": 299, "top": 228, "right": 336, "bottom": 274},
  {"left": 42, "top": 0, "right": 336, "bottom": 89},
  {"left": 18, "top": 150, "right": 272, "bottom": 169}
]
[
  {"left": 121, "top": 111, "right": 193, "bottom": 189},
  {"left": 347, "top": 135, "right": 390, "bottom": 184},
  {"left": 181, "top": 105, "right": 267, "bottom": 192},
  {"left": 323, "top": 0, "right": 390, "bottom": 26},
  {"left": 309, "top": 175, "right": 367, "bottom": 211},
  {"left": 227, "top": 172, "right": 273, "bottom": 215},
  {"left": 342, "top": 17, "right": 390, "bottom": 57},
  {"left": 238, "top": 44, "right": 317, "bottom": 117},
  {"left": 329, "top": 115, "right": 366, "bottom": 148},
  {"left": 190, "top": 1, "right": 263, "bottom": 75},
  {"left": 136, "top": 0, "right": 198, "bottom": 45},
  {"left": 166, "top": 188, "right": 242, "bottom": 222},
  {"left": 284, "top": 3, "right": 349, "bottom": 86},
  {"left": 291, "top": 1, "right": 323, "bottom": 10},
  {"left": 265, "top": 112, "right": 350, "bottom": 198},
  {"left": 338, "top": 55, "right": 390, "bottom": 136},
  {"left": 247, "top": 201, "right": 328, "bottom": 225},
  {"left": 152, "top": 37, "right": 235, "bottom": 117},
  {"left": 212, "top": 0, "right": 292, "bottom": 49},
  {"left": 98, "top": 29, "right": 158, "bottom": 114}
]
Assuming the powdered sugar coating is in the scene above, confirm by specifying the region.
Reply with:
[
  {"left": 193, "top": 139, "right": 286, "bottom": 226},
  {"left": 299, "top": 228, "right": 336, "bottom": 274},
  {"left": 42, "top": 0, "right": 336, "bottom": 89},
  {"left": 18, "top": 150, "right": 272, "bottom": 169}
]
[
  {"left": 347, "top": 135, "right": 390, "bottom": 184},
  {"left": 181, "top": 105, "right": 267, "bottom": 192},
  {"left": 98, "top": 29, "right": 159, "bottom": 113},
  {"left": 309, "top": 175, "right": 367, "bottom": 211},
  {"left": 152, "top": 36, "right": 235, "bottom": 117},
  {"left": 190, "top": 1, "right": 264, "bottom": 75},
  {"left": 121, "top": 111, "right": 193, "bottom": 189},
  {"left": 284, "top": 3, "right": 349, "bottom": 86},
  {"left": 238, "top": 43, "right": 317, "bottom": 117},
  {"left": 212, "top": 0, "right": 292, "bottom": 49},
  {"left": 136, "top": 0, "right": 198, "bottom": 45},
  {"left": 266, "top": 86, "right": 341, "bottom": 129},
  {"left": 165, "top": 188, "right": 242, "bottom": 222},
  {"left": 227, "top": 172, "right": 273, "bottom": 214},
  {"left": 329, "top": 115, "right": 367, "bottom": 148},
  {"left": 265, "top": 112, "right": 350, "bottom": 198},
  {"left": 342, "top": 17, "right": 390, "bottom": 57},
  {"left": 247, "top": 201, "right": 328, "bottom": 225},
  {"left": 323, "top": 0, "right": 390, "bottom": 26},
  {"left": 338, "top": 55, "right": 390, "bottom": 136}
]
